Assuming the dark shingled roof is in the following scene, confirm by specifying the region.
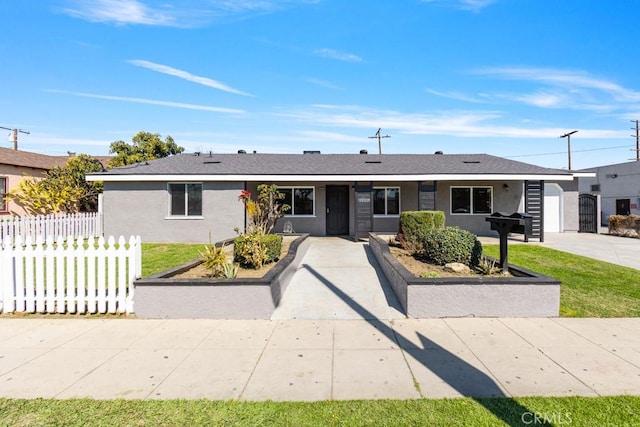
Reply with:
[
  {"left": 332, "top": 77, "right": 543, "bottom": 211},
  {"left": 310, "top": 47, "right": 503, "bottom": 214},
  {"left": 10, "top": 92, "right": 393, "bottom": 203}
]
[{"left": 92, "top": 152, "right": 571, "bottom": 177}]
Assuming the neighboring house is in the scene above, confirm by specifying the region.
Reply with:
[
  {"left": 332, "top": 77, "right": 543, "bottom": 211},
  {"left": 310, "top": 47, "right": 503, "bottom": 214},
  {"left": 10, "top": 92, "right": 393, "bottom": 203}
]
[
  {"left": 578, "top": 160, "right": 640, "bottom": 225},
  {"left": 0, "top": 147, "right": 68, "bottom": 216},
  {"left": 87, "top": 151, "right": 584, "bottom": 243},
  {"left": 0, "top": 147, "right": 110, "bottom": 216}
]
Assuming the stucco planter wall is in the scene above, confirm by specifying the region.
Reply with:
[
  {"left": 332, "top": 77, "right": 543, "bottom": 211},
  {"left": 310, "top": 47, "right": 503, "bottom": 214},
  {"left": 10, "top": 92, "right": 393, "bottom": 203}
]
[
  {"left": 368, "top": 233, "right": 560, "bottom": 318},
  {"left": 134, "top": 234, "right": 310, "bottom": 319}
]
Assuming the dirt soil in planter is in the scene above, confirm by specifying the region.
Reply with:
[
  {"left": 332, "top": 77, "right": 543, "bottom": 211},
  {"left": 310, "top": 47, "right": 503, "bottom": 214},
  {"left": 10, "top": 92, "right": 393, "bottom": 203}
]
[
  {"left": 388, "top": 243, "right": 507, "bottom": 278},
  {"left": 173, "top": 236, "right": 296, "bottom": 279}
]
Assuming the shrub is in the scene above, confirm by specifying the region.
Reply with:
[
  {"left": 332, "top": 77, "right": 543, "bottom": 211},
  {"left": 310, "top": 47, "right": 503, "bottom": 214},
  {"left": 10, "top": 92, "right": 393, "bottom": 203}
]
[
  {"left": 397, "top": 211, "right": 445, "bottom": 254},
  {"left": 609, "top": 214, "right": 640, "bottom": 238},
  {"left": 420, "top": 226, "right": 482, "bottom": 267},
  {"left": 199, "top": 242, "right": 229, "bottom": 277},
  {"left": 233, "top": 233, "right": 283, "bottom": 269}
]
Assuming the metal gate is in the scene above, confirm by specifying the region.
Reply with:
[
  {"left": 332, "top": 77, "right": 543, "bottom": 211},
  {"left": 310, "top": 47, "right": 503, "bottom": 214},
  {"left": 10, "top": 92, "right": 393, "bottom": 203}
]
[{"left": 579, "top": 193, "right": 598, "bottom": 233}]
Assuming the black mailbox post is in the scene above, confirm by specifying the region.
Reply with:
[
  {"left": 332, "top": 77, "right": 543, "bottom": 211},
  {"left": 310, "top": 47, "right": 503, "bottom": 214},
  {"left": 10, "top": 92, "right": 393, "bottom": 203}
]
[{"left": 485, "top": 212, "right": 533, "bottom": 272}]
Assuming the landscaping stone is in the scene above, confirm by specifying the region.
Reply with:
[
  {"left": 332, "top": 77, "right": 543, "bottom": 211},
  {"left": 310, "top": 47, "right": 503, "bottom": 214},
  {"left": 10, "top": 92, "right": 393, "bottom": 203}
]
[{"left": 444, "top": 262, "right": 471, "bottom": 274}]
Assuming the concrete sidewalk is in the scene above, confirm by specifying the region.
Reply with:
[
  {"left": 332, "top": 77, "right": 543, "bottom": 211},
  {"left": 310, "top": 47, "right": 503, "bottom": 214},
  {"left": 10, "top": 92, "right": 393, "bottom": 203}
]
[{"left": 0, "top": 317, "right": 638, "bottom": 400}]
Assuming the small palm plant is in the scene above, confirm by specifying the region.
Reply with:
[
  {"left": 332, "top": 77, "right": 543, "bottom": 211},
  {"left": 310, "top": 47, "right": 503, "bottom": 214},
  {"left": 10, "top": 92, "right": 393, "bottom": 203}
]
[{"left": 200, "top": 242, "right": 229, "bottom": 277}]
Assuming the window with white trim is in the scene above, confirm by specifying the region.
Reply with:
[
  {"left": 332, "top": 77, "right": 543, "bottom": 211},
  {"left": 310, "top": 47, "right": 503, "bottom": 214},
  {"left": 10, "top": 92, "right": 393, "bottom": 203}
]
[
  {"left": 0, "top": 177, "right": 6, "bottom": 212},
  {"left": 373, "top": 187, "right": 400, "bottom": 216},
  {"left": 280, "top": 187, "right": 315, "bottom": 216},
  {"left": 168, "top": 183, "right": 202, "bottom": 216},
  {"left": 451, "top": 186, "right": 492, "bottom": 214}
]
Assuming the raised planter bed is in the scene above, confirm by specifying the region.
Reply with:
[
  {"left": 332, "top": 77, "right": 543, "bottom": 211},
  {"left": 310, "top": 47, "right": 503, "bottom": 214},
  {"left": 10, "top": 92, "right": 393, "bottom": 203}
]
[
  {"left": 134, "top": 234, "right": 310, "bottom": 319},
  {"left": 368, "top": 233, "right": 560, "bottom": 318}
]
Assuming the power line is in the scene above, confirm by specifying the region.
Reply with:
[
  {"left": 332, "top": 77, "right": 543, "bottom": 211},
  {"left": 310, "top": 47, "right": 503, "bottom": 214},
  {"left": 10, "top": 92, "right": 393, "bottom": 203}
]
[
  {"left": 0, "top": 126, "right": 30, "bottom": 150},
  {"left": 506, "top": 144, "right": 632, "bottom": 158}
]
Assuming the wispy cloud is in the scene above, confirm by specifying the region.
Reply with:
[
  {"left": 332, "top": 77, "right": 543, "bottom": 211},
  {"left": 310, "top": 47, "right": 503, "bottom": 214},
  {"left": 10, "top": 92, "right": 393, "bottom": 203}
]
[
  {"left": 474, "top": 66, "right": 640, "bottom": 102},
  {"left": 420, "top": 0, "right": 497, "bottom": 13},
  {"left": 128, "top": 60, "right": 253, "bottom": 96},
  {"left": 46, "top": 89, "right": 246, "bottom": 113},
  {"left": 62, "top": 0, "right": 180, "bottom": 26},
  {"left": 279, "top": 104, "right": 627, "bottom": 139},
  {"left": 425, "top": 88, "right": 486, "bottom": 103},
  {"left": 314, "top": 48, "right": 362, "bottom": 62},
  {"left": 305, "top": 77, "right": 343, "bottom": 90},
  {"left": 61, "top": 0, "right": 321, "bottom": 27}
]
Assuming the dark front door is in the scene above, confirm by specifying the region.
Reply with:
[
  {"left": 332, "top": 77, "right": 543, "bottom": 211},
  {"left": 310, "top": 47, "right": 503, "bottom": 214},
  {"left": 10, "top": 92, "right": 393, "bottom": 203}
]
[
  {"left": 326, "top": 185, "right": 349, "bottom": 235},
  {"left": 616, "top": 199, "right": 630, "bottom": 216}
]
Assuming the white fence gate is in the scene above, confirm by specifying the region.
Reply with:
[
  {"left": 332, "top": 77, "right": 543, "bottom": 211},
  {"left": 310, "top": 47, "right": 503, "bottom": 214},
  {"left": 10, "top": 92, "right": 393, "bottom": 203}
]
[
  {"left": 0, "top": 235, "right": 141, "bottom": 315},
  {"left": 0, "top": 213, "right": 102, "bottom": 243}
]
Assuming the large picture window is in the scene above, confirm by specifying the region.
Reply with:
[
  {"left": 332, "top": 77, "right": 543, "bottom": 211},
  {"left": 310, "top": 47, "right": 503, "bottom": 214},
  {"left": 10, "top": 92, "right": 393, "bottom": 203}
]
[
  {"left": 168, "top": 183, "right": 202, "bottom": 217},
  {"left": 0, "top": 177, "right": 6, "bottom": 212},
  {"left": 451, "top": 186, "right": 492, "bottom": 214},
  {"left": 373, "top": 187, "right": 400, "bottom": 216},
  {"left": 280, "top": 187, "right": 315, "bottom": 216}
]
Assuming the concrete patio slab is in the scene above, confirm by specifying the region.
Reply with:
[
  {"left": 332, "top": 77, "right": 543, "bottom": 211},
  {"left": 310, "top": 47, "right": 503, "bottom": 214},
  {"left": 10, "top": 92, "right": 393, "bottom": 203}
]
[
  {"left": 468, "top": 345, "right": 598, "bottom": 397},
  {"left": 444, "top": 318, "right": 534, "bottom": 349},
  {"left": 0, "top": 318, "right": 106, "bottom": 349},
  {"left": 151, "top": 348, "right": 263, "bottom": 400},
  {"left": 390, "top": 319, "right": 468, "bottom": 352},
  {"left": 60, "top": 319, "right": 162, "bottom": 349},
  {"left": 0, "top": 347, "right": 121, "bottom": 398},
  {"left": 240, "top": 348, "right": 333, "bottom": 401},
  {"left": 333, "top": 320, "right": 398, "bottom": 349},
  {"left": 267, "top": 320, "right": 334, "bottom": 350},
  {"left": 404, "top": 347, "right": 506, "bottom": 398},
  {"left": 332, "top": 349, "right": 419, "bottom": 400},
  {"left": 57, "top": 348, "right": 192, "bottom": 399},
  {"left": 129, "top": 319, "right": 220, "bottom": 350},
  {"left": 197, "top": 320, "right": 276, "bottom": 349}
]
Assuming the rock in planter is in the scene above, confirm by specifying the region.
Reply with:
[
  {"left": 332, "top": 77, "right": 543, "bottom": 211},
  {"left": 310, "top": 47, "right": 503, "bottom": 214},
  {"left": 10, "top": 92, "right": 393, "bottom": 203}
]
[{"left": 444, "top": 262, "right": 470, "bottom": 274}]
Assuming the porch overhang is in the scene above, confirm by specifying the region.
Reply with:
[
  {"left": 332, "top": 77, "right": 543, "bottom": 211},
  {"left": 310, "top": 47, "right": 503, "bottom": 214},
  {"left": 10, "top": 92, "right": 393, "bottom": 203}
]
[{"left": 88, "top": 173, "right": 576, "bottom": 182}]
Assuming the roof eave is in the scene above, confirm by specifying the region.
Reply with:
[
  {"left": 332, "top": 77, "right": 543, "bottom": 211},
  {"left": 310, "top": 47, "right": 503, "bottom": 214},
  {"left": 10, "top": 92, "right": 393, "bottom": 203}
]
[{"left": 87, "top": 173, "right": 576, "bottom": 182}]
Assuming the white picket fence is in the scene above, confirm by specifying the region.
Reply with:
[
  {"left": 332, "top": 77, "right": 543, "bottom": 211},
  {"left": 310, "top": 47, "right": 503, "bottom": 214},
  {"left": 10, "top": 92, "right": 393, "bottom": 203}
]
[
  {"left": 0, "top": 235, "right": 141, "bottom": 315},
  {"left": 0, "top": 213, "right": 102, "bottom": 243}
]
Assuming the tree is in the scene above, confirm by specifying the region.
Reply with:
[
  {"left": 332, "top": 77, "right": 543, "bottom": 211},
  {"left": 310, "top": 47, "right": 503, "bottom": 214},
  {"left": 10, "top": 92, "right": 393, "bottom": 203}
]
[
  {"left": 8, "top": 154, "right": 104, "bottom": 215},
  {"left": 238, "top": 184, "right": 290, "bottom": 234},
  {"left": 107, "top": 131, "right": 184, "bottom": 168}
]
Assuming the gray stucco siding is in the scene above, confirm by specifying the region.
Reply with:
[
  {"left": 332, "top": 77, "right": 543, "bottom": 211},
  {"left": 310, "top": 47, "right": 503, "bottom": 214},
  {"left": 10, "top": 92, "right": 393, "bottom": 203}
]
[
  {"left": 102, "top": 181, "right": 244, "bottom": 243},
  {"left": 436, "top": 180, "right": 524, "bottom": 236}
]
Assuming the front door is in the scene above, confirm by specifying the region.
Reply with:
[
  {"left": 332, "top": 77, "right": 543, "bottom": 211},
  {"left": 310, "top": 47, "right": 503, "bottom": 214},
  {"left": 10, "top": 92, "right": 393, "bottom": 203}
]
[
  {"left": 326, "top": 185, "right": 349, "bottom": 235},
  {"left": 616, "top": 199, "right": 630, "bottom": 216}
]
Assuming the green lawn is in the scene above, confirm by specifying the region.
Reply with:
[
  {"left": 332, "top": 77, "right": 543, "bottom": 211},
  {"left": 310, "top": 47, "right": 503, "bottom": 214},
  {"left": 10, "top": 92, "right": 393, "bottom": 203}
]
[
  {"left": 1, "top": 396, "right": 638, "bottom": 426},
  {"left": 483, "top": 244, "right": 640, "bottom": 317},
  {"left": 141, "top": 243, "right": 203, "bottom": 277}
]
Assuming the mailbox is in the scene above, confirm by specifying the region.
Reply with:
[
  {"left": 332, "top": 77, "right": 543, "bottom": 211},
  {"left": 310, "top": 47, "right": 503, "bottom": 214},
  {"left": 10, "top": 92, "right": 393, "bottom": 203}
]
[{"left": 485, "top": 212, "right": 534, "bottom": 272}]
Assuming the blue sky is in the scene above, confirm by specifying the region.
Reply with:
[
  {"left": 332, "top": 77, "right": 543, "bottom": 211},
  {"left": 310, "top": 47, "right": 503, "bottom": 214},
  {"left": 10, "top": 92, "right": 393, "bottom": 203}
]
[{"left": 2, "top": 0, "right": 640, "bottom": 169}]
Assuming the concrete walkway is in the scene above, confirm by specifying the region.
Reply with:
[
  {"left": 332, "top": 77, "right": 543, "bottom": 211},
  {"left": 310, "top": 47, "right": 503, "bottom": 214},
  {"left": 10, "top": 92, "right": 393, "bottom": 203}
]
[
  {"left": 271, "top": 237, "right": 405, "bottom": 320},
  {"left": 0, "top": 317, "right": 638, "bottom": 400}
]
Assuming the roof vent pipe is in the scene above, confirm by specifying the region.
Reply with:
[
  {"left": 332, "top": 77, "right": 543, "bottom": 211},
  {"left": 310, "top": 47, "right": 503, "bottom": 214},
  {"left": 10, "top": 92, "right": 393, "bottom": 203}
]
[
  {"left": 360, "top": 149, "right": 368, "bottom": 154},
  {"left": 434, "top": 151, "right": 444, "bottom": 155},
  {"left": 238, "top": 149, "right": 246, "bottom": 154}
]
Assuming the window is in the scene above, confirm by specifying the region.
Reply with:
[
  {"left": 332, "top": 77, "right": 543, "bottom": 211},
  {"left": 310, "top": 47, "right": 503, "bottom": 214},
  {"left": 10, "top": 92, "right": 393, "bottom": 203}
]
[
  {"left": 373, "top": 187, "right": 400, "bottom": 216},
  {"left": 168, "top": 183, "right": 202, "bottom": 217},
  {"left": 0, "top": 177, "right": 6, "bottom": 212},
  {"left": 451, "top": 186, "right": 492, "bottom": 214},
  {"left": 280, "top": 187, "right": 315, "bottom": 216}
]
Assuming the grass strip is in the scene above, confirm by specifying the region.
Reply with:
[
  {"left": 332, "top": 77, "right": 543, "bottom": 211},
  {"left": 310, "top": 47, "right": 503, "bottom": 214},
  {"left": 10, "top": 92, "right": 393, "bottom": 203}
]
[{"left": 0, "top": 396, "right": 638, "bottom": 427}]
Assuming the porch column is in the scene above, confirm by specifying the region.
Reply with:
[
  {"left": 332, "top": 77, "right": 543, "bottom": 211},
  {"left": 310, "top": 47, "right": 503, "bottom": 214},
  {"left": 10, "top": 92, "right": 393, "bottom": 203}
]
[
  {"left": 418, "top": 181, "right": 437, "bottom": 210},
  {"left": 354, "top": 183, "right": 373, "bottom": 240}
]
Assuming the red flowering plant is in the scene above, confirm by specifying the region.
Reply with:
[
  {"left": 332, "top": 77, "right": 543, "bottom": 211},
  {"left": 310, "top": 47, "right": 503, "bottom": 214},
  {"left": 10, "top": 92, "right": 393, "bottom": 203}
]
[{"left": 238, "top": 184, "right": 290, "bottom": 235}]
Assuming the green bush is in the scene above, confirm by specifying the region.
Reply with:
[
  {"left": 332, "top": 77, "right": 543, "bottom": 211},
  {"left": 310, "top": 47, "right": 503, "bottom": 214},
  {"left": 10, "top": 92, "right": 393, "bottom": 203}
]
[
  {"left": 398, "top": 211, "right": 446, "bottom": 253},
  {"left": 233, "top": 233, "right": 283, "bottom": 269},
  {"left": 420, "top": 226, "right": 482, "bottom": 266}
]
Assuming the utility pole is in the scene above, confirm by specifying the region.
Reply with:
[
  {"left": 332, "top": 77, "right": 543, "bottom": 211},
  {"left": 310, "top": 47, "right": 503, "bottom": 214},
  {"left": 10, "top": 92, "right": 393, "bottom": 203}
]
[
  {"left": 368, "top": 128, "right": 391, "bottom": 154},
  {"left": 559, "top": 130, "right": 578, "bottom": 170},
  {"left": 631, "top": 120, "right": 640, "bottom": 161},
  {"left": 0, "top": 126, "right": 30, "bottom": 150}
]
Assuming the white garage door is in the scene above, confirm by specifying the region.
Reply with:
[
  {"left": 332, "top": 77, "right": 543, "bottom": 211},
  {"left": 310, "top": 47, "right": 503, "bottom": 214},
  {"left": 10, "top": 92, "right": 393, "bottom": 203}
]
[{"left": 544, "top": 183, "right": 562, "bottom": 233}]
